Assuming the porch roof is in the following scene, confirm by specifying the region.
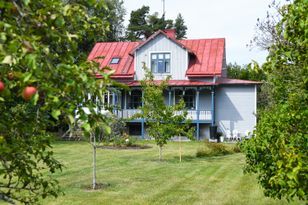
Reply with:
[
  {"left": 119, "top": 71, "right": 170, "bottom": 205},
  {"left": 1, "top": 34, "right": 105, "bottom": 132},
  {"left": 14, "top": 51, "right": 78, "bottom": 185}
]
[{"left": 117, "top": 78, "right": 260, "bottom": 87}]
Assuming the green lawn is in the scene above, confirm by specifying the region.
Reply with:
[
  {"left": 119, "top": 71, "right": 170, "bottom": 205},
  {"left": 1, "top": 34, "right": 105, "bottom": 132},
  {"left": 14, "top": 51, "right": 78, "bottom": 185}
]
[{"left": 40, "top": 141, "right": 302, "bottom": 205}]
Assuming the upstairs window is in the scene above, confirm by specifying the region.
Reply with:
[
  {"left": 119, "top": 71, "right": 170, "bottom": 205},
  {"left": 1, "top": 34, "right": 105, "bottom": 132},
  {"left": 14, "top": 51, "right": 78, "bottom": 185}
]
[
  {"left": 110, "top": 57, "right": 120, "bottom": 64},
  {"left": 151, "top": 53, "right": 170, "bottom": 73}
]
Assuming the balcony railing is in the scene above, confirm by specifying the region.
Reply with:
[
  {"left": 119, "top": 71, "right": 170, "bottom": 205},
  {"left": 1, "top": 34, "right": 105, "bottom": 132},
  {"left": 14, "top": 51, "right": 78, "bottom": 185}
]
[{"left": 114, "top": 109, "right": 212, "bottom": 121}]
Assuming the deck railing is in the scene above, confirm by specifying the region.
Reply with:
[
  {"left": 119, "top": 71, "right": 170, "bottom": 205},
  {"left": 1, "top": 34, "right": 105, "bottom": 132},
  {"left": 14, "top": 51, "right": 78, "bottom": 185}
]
[{"left": 114, "top": 109, "right": 212, "bottom": 121}]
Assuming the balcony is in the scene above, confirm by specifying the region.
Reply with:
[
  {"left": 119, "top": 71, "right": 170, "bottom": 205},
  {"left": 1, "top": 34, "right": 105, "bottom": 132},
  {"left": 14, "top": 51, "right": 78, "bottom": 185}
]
[{"left": 114, "top": 109, "right": 212, "bottom": 122}]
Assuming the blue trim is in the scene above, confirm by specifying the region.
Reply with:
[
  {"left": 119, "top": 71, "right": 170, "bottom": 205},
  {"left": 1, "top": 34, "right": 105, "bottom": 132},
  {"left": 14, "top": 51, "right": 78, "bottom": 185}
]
[
  {"left": 141, "top": 120, "right": 145, "bottom": 139},
  {"left": 211, "top": 86, "right": 215, "bottom": 125},
  {"left": 196, "top": 123, "right": 200, "bottom": 140},
  {"left": 141, "top": 91, "right": 145, "bottom": 139},
  {"left": 168, "top": 89, "right": 172, "bottom": 106}
]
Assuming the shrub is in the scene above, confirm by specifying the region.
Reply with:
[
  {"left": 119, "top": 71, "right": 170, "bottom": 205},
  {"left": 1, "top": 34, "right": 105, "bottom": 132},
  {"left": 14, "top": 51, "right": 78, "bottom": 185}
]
[{"left": 196, "top": 141, "right": 235, "bottom": 157}]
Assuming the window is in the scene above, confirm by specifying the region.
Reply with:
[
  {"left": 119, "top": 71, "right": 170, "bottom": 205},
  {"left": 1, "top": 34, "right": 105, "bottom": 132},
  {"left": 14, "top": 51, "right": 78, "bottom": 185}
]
[
  {"left": 129, "top": 90, "right": 142, "bottom": 109},
  {"left": 174, "top": 89, "right": 195, "bottom": 109},
  {"left": 110, "top": 57, "right": 120, "bottom": 64},
  {"left": 151, "top": 53, "right": 170, "bottom": 73}
]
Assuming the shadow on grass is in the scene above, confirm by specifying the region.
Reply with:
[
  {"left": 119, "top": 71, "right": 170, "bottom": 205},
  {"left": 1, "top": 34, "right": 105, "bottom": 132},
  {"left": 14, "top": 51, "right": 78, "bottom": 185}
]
[
  {"left": 82, "top": 182, "right": 111, "bottom": 192},
  {"left": 141, "top": 153, "right": 241, "bottom": 164}
]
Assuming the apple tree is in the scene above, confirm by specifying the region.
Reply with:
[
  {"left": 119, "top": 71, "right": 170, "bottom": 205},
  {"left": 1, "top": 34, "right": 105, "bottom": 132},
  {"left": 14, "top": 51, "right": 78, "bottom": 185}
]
[{"left": 0, "top": 0, "right": 111, "bottom": 204}]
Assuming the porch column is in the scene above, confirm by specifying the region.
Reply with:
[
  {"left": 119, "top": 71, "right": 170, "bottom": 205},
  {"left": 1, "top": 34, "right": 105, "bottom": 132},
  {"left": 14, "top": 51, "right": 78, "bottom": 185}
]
[
  {"left": 124, "top": 91, "right": 127, "bottom": 109},
  {"left": 211, "top": 86, "right": 215, "bottom": 125},
  {"left": 141, "top": 90, "right": 145, "bottom": 139},
  {"left": 168, "top": 89, "right": 172, "bottom": 106},
  {"left": 112, "top": 92, "right": 115, "bottom": 113},
  {"left": 196, "top": 88, "right": 200, "bottom": 140}
]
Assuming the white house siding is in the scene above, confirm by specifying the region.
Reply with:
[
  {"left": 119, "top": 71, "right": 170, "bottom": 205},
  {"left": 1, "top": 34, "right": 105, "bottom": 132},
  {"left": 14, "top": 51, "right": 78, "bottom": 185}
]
[
  {"left": 215, "top": 85, "right": 257, "bottom": 136},
  {"left": 135, "top": 34, "right": 188, "bottom": 80}
]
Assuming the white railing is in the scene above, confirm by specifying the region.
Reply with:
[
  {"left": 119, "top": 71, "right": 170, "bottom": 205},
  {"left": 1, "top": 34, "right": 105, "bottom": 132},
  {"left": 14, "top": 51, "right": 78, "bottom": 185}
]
[
  {"left": 115, "top": 109, "right": 212, "bottom": 121},
  {"left": 114, "top": 109, "right": 141, "bottom": 119}
]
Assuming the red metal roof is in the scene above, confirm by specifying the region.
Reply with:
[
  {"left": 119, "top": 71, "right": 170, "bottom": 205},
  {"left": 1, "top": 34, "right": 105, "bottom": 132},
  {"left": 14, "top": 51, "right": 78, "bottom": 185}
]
[
  {"left": 88, "top": 41, "right": 140, "bottom": 79},
  {"left": 88, "top": 30, "right": 225, "bottom": 79},
  {"left": 216, "top": 78, "right": 261, "bottom": 85},
  {"left": 117, "top": 78, "right": 260, "bottom": 87},
  {"left": 179, "top": 38, "right": 225, "bottom": 77}
]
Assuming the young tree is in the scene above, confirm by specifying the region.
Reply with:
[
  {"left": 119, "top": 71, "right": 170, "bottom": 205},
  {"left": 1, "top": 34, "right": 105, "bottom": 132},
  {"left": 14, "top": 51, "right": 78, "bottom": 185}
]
[
  {"left": 136, "top": 66, "right": 194, "bottom": 161},
  {"left": 0, "top": 0, "right": 111, "bottom": 203},
  {"left": 174, "top": 13, "right": 187, "bottom": 39},
  {"left": 241, "top": 0, "right": 308, "bottom": 201}
]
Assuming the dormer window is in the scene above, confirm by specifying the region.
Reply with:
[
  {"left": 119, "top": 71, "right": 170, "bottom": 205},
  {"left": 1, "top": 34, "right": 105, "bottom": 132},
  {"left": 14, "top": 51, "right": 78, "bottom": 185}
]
[
  {"left": 151, "top": 53, "right": 170, "bottom": 73},
  {"left": 110, "top": 57, "right": 120, "bottom": 64}
]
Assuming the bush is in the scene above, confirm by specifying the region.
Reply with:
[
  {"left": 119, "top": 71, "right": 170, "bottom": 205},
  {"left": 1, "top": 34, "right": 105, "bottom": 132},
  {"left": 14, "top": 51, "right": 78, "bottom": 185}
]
[{"left": 196, "top": 141, "right": 235, "bottom": 157}]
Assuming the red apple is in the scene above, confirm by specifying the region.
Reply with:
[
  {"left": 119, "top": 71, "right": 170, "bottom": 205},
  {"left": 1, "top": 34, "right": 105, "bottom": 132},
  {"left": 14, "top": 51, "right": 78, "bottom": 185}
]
[
  {"left": 22, "top": 86, "right": 37, "bottom": 101},
  {"left": 0, "top": 81, "right": 5, "bottom": 92}
]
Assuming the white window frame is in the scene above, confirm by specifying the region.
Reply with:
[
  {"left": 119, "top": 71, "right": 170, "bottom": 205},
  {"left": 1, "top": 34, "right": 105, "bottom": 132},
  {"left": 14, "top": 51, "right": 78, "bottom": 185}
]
[{"left": 149, "top": 51, "right": 172, "bottom": 74}]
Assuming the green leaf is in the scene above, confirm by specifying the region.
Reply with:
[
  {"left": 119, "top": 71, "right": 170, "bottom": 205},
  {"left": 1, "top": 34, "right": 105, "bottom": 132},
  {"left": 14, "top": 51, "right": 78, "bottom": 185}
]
[
  {"left": 2, "top": 55, "right": 13, "bottom": 65},
  {"left": 51, "top": 109, "right": 61, "bottom": 120},
  {"left": 33, "top": 93, "right": 39, "bottom": 105},
  {"left": 68, "top": 114, "right": 74, "bottom": 124},
  {"left": 82, "top": 123, "right": 91, "bottom": 132},
  {"left": 23, "top": 72, "right": 32, "bottom": 83}
]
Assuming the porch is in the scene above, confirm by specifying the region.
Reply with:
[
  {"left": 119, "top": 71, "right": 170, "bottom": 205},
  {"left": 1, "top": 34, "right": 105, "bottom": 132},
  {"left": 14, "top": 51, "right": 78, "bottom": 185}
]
[
  {"left": 102, "top": 85, "right": 217, "bottom": 140},
  {"left": 114, "top": 109, "right": 212, "bottom": 122}
]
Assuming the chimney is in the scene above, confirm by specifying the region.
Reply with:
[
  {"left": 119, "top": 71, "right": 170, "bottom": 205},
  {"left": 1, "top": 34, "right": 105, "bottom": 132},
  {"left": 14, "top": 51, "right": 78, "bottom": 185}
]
[{"left": 163, "top": 29, "right": 176, "bottom": 39}]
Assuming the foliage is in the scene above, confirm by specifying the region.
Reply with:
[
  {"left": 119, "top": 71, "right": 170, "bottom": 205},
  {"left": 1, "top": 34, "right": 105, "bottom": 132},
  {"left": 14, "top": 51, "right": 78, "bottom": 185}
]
[
  {"left": 174, "top": 13, "right": 187, "bottom": 39},
  {"left": 0, "top": 0, "right": 111, "bottom": 203},
  {"left": 227, "top": 61, "right": 266, "bottom": 81},
  {"left": 126, "top": 6, "right": 187, "bottom": 41},
  {"left": 136, "top": 66, "right": 194, "bottom": 160},
  {"left": 196, "top": 141, "right": 236, "bottom": 157},
  {"left": 105, "top": 0, "right": 126, "bottom": 41},
  {"left": 248, "top": 1, "right": 287, "bottom": 51},
  {"left": 241, "top": 0, "right": 308, "bottom": 201},
  {"left": 126, "top": 6, "right": 151, "bottom": 41}
]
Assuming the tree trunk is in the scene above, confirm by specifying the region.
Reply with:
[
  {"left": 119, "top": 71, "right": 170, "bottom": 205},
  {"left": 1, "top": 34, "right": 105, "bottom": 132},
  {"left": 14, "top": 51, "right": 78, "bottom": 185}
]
[
  {"left": 92, "top": 134, "right": 97, "bottom": 190},
  {"left": 159, "top": 145, "right": 162, "bottom": 161}
]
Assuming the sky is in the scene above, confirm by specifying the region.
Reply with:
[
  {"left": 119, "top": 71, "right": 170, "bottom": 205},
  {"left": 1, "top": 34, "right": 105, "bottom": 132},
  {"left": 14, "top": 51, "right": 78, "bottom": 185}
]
[{"left": 122, "top": 0, "right": 272, "bottom": 65}]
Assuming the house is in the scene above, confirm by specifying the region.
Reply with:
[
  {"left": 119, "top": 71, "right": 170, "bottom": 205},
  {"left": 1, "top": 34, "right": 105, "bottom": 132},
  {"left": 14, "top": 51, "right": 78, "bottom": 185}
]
[{"left": 88, "top": 29, "right": 259, "bottom": 140}]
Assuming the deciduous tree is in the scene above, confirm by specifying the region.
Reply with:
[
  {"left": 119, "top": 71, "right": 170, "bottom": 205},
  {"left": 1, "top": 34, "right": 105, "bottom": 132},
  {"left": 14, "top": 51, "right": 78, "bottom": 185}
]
[
  {"left": 136, "top": 66, "right": 194, "bottom": 161},
  {"left": 0, "top": 0, "right": 111, "bottom": 203},
  {"left": 241, "top": 0, "right": 308, "bottom": 201}
]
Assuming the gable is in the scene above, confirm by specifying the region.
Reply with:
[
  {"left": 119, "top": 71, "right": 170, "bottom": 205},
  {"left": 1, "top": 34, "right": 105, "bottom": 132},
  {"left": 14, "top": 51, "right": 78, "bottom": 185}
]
[
  {"left": 87, "top": 30, "right": 226, "bottom": 80},
  {"left": 134, "top": 34, "right": 189, "bottom": 80}
]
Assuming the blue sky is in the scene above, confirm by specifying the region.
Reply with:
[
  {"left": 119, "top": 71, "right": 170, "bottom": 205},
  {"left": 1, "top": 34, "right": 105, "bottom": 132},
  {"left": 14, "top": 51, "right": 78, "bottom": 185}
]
[{"left": 123, "top": 0, "right": 274, "bottom": 65}]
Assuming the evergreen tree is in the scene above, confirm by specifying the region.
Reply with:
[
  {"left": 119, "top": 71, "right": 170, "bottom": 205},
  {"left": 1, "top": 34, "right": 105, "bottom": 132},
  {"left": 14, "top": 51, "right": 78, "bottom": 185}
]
[
  {"left": 174, "top": 13, "right": 187, "bottom": 39},
  {"left": 126, "top": 6, "right": 151, "bottom": 41},
  {"left": 126, "top": 6, "right": 187, "bottom": 41}
]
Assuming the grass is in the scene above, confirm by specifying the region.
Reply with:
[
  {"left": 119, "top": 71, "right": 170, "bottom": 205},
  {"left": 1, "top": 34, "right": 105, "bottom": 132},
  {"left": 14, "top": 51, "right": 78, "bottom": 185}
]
[{"left": 37, "top": 141, "right": 304, "bottom": 204}]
